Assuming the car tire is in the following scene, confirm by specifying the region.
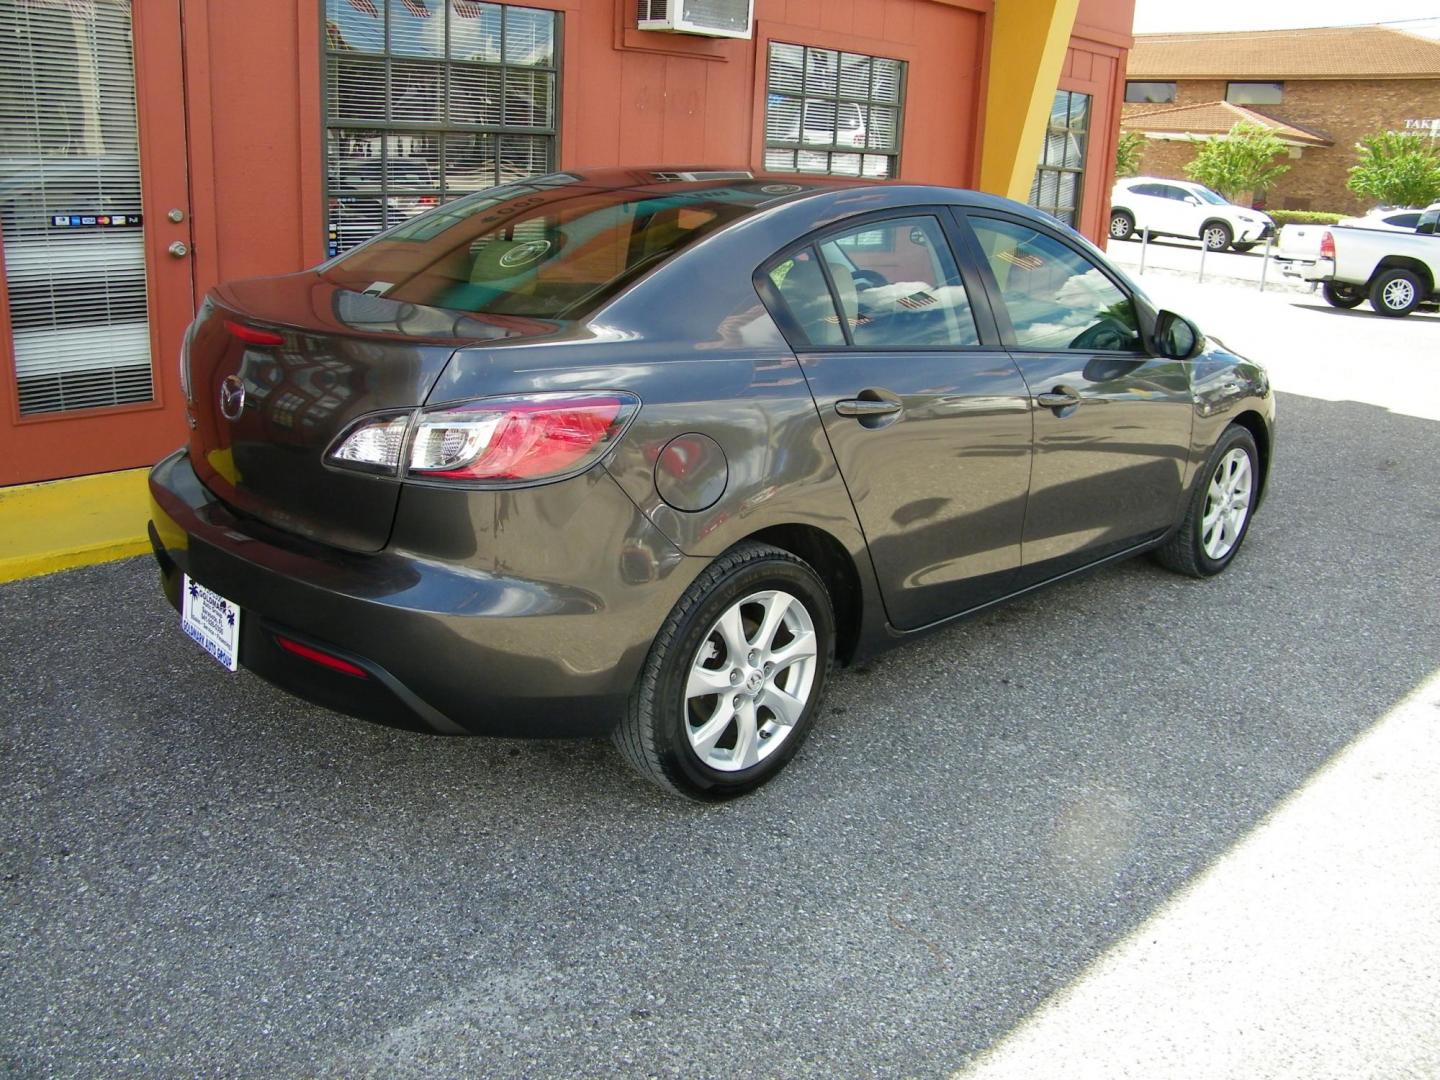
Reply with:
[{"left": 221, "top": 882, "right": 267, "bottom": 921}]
[
  {"left": 1153, "top": 424, "right": 1259, "bottom": 578},
  {"left": 614, "top": 541, "right": 835, "bottom": 800},
  {"left": 1109, "top": 211, "right": 1135, "bottom": 241},
  {"left": 1321, "top": 282, "right": 1366, "bottom": 309},
  {"left": 1231, "top": 242, "right": 1258, "bottom": 253},
  {"left": 1202, "top": 222, "right": 1233, "bottom": 252},
  {"left": 1368, "top": 267, "right": 1423, "bottom": 318}
]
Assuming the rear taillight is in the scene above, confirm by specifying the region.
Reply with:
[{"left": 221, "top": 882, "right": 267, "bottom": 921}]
[
  {"left": 225, "top": 320, "right": 285, "bottom": 346},
  {"left": 410, "top": 393, "right": 639, "bottom": 482},
  {"left": 1319, "top": 230, "right": 1335, "bottom": 260},
  {"left": 324, "top": 393, "right": 640, "bottom": 484}
]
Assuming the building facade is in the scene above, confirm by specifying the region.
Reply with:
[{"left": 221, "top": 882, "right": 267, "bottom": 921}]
[
  {"left": 1121, "top": 27, "right": 1440, "bottom": 212},
  {"left": 0, "top": 0, "right": 1134, "bottom": 487}
]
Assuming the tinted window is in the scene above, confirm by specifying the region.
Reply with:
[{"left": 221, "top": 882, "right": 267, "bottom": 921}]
[
  {"left": 1226, "top": 81, "right": 1283, "bottom": 105},
  {"left": 1160, "top": 185, "right": 1192, "bottom": 201},
  {"left": 969, "top": 217, "right": 1143, "bottom": 353},
  {"left": 1124, "top": 81, "right": 1175, "bottom": 104},
  {"left": 766, "top": 248, "right": 845, "bottom": 348},
  {"left": 1387, "top": 212, "right": 1421, "bottom": 229},
  {"left": 1132, "top": 183, "right": 1164, "bottom": 197},
  {"left": 323, "top": 184, "right": 774, "bottom": 318},
  {"left": 817, "top": 217, "right": 979, "bottom": 348}
]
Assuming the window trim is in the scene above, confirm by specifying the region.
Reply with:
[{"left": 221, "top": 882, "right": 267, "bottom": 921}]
[
  {"left": 1028, "top": 89, "right": 1090, "bottom": 228},
  {"left": 760, "top": 40, "right": 909, "bottom": 179},
  {"left": 1124, "top": 81, "right": 1176, "bottom": 104},
  {"left": 753, "top": 206, "right": 1003, "bottom": 353},
  {"left": 318, "top": 0, "right": 564, "bottom": 256},
  {"left": 953, "top": 209, "right": 1157, "bottom": 358},
  {"left": 1225, "top": 80, "right": 1284, "bottom": 105}
]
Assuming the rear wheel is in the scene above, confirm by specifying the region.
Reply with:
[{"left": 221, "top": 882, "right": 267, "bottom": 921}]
[
  {"left": 614, "top": 542, "right": 834, "bottom": 800},
  {"left": 1202, "top": 222, "right": 1233, "bottom": 252},
  {"left": 1321, "top": 282, "right": 1366, "bottom": 309},
  {"left": 1154, "top": 425, "right": 1259, "bottom": 578},
  {"left": 1368, "top": 268, "right": 1423, "bottom": 317},
  {"left": 1231, "top": 242, "right": 1258, "bottom": 253},
  {"left": 1109, "top": 211, "right": 1135, "bottom": 241}
]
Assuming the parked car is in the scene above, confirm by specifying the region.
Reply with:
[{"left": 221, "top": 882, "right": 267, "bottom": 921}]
[
  {"left": 1109, "top": 176, "right": 1276, "bottom": 252},
  {"left": 149, "top": 168, "right": 1275, "bottom": 799},
  {"left": 1337, "top": 207, "right": 1425, "bottom": 232},
  {"left": 1275, "top": 203, "right": 1440, "bottom": 316}
]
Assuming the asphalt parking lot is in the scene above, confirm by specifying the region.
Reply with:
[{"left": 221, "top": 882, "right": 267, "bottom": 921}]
[{"left": 3, "top": 283, "right": 1438, "bottom": 1078}]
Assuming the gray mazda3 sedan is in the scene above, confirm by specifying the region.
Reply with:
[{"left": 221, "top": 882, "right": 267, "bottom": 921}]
[{"left": 149, "top": 168, "right": 1274, "bottom": 800}]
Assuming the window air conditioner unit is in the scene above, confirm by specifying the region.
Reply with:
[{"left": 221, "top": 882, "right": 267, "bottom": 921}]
[{"left": 637, "top": 0, "right": 754, "bottom": 39}]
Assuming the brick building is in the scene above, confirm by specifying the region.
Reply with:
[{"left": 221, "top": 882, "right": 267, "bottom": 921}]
[
  {"left": 1119, "top": 26, "right": 1440, "bottom": 213},
  {"left": 0, "top": 0, "right": 1137, "bottom": 486}
]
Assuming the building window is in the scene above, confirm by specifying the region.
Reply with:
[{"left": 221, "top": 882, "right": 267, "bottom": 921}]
[
  {"left": 1226, "top": 81, "right": 1283, "bottom": 105},
  {"left": 1124, "top": 81, "right": 1175, "bottom": 104},
  {"left": 1028, "top": 90, "right": 1089, "bottom": 228},
  {"left": 763, "top": 42, "right": 905, "bottom": 178},
  {"left": 322, "top": 0, "right": 559, "bottom": 256}
]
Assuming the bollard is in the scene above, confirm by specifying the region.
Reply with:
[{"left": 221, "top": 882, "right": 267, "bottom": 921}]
[
  {"left": 1198, "top": 240, "right": 1207, "bottom": 284},
  {"left": 1138, "top": 228, "right": 1150, "bottom": 275},
  {"left": 1259, "top": 236, "right": 1273, "bottom": 292}
]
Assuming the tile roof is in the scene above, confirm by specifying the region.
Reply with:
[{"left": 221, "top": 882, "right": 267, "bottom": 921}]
[
  {"left": 1128, "top": 25, "right": 1440, "bottom": 80},
  {"left": 1121, "top": 101, "right": 1334, "bottom": 146}
]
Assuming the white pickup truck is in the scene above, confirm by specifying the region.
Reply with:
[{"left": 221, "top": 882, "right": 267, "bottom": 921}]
[{"left": 1274, "top": 204, "right": 1440, "bottom": 317}]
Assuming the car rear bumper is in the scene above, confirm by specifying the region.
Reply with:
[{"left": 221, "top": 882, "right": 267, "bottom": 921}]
[
  {"left": 1277, "top": 257, "right": 1333, "bottom": 281},
  {"left": 148, "top": 449, "right": 698, "bottom": 738}
]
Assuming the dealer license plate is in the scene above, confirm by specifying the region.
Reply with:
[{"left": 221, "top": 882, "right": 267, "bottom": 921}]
[{"left": 181, "top": 574, "right": 241, "bottom": 672}]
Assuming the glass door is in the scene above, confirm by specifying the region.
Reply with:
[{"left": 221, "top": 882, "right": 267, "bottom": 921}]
[{"left": 0, "top": 0, "right": 192, "bottom": 484}]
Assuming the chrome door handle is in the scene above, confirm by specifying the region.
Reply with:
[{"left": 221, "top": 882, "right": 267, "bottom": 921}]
[
  {"left": 168, "top": 241, "right": 189, "bottom": 258},
  {"left": 836, "top": 398, "right": 902, "bottom": 418},
  {"left": 1036, "top": 388, "right": 1081, "bottom": 409}
]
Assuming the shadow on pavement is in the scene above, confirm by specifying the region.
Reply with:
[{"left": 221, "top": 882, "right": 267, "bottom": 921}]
[{"left": 1, "top": 392, "right": 1436, "bottom": 1078}]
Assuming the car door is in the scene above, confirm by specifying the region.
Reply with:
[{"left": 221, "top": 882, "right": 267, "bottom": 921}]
[
  {"left": 1124, "top": 183, "right": 1166, "bottom": 235},
  {"left": 959, "top": 212, "right": 1195, "bottom": 584},
  {"left": 1163, "top": 184, "right": 1206, "bottom": 238},
  {"left": 758, "top": 212, "right": 1033, "bottom": 631}
]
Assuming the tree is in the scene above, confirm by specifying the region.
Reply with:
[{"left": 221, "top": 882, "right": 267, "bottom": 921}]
[
  {"left": 1183, "top": 122, "right": 1290, "bottom": 202},
  {"left": 1347, "top": 131, "right": 1440, "bottom": 208},
  {"left": 1114, "top": 130, "right": 1145, "bottom": 179}
]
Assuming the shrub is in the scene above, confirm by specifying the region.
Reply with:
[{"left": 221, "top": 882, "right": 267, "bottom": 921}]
[
  {"left": 1184, "top": 122, "right": 1291, "bottom": 201},
  {"left": 1269, "top": 210, "right": 1346, "bottom": 226},
  {"left": 1347, "top": 131, "right": 1440, "bottom": 208},
  {"left": 1114, "top": 131, "right": 1146, "bottom": 180}
]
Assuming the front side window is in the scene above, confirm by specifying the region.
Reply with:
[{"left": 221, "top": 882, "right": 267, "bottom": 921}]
[
  {"left": 322, "top": 0, "right": 559, "bottom": 256},
  {"left": 1124, "top": 81, "right": 1175, "bottom": 104},
  {"left": 1027, "top": 90, "right": 1090, "bottom": 227},
  {"left": 969, "top": 217, "right": 1142, "bottom": 353},
  {"left": 763, "top": 42, "right": 905, "bottom": 178},
  {"left": 1226, "top": 81, "right": 1283, "bottom": 105}
]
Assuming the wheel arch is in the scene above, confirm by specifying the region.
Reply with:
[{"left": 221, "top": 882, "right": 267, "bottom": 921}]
[
  {"left": 741, "top": 523, "right": 864, "bottom": 665},
  {"left": 1370, "top": 257, "right": 1434, "bottom": 295},
  {"left": 1230, "top": 409, "right": 1271, "bottom": 505},
  {"left": 1200, "top": 216, "right": 1233, "bottom": 238}
]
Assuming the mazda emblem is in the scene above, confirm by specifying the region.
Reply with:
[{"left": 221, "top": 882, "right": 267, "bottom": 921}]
[{"left": 219, "top": 375, "right": 246, "bottom": 421}]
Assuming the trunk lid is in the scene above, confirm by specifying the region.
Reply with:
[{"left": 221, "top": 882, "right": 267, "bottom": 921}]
[{"left": 185, "top": 271, "right": 559, "bottom": 552}]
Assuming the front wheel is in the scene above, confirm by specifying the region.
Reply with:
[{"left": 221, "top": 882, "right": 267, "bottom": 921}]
[
  {"left": 1109, "top": 211, "right": 1135, "bottom": 241},
  {"left": 1369, "top": 268, "right": 1423, "bottom": 317},
  {"left": 1153, "top": 425, "right": 1259, "bottom": 578},
  {"left": 1202, "top": 222, "right": 1233, "bottom": 252},
  {"left": 1322, "top": 282, "right": 1366, "bottom": 309},
  {"left": 614, "top": 542, "right": 835, "bottom": 800}
]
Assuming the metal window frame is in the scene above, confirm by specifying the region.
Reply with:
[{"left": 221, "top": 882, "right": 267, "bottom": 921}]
[
  {"left": 1029, "top": 89, "right": 1090, "bottom": 228},
  {"left": 1225, "top": 80, "right": 1284, "bottom": 105},
  {"left": 1123, "top": 80, "right": 1175, "bottom": 104},
  {"left": 319, "top": 0, "right": 563, "bottom": 254},
  {"left": 762, "top": 41, "right": 907, "bottom": 178}
]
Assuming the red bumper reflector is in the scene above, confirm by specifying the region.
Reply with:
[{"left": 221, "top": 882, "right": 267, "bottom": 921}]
[
  {"left": 274, "top": 635, "right": 369, "bottom": 678},
  {"left": 225, "top": 320, "right": 285, "bottom": 346}
]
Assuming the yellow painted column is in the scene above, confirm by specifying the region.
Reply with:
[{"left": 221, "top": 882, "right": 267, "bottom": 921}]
[{"left": 979, "top": 0, "right": 1082, "bottom": 201}]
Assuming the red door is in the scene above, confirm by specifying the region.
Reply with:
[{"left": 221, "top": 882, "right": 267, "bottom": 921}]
[{"left": 0, "top": 0, "right": 193, "bottom": 485}]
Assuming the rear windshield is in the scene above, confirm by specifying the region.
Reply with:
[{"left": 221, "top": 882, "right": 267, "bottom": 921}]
[{"left": 321, "top": 180, "right": 798, "bottom": 318}]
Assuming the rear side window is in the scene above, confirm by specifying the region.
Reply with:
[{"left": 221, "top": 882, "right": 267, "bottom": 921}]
[
  {"left": 1387, "top": 212, "right": 1421, "bottom": 229},
  {"left": 969, "top": 217, "right": 1143, "bottom": 353},
  {"left": 766, "top": 249, "right": 845, "bottom": 347}
]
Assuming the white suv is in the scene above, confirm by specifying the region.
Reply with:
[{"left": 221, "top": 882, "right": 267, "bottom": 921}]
[{"left": 1109, "top": 177, "right": 1276, "bottom": 252}]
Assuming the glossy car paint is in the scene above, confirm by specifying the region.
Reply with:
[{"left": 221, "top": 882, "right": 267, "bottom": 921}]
[{"left": 149, "top": 170, "right": 1275, "bottom": 738}]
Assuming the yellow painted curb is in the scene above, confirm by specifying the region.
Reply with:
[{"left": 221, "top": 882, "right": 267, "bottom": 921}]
[{"left": 0, "top": 468, "right": 153, "bottom": 584}]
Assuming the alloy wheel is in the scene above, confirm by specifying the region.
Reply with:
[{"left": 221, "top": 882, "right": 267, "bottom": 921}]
[
  {"left": 684, "top": 589, "right": 818, "bottom": 771},
  {"left": 1201, "top": 448, "right": 1252, "bottom": 561},
  {"left": 1382, "top": 277, "right": 1416, "bottom": 311}
]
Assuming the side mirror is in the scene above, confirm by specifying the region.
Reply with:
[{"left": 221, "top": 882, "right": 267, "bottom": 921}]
[{"left": 1153, "top": 310, "right": 1203, "bottom": 360}]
